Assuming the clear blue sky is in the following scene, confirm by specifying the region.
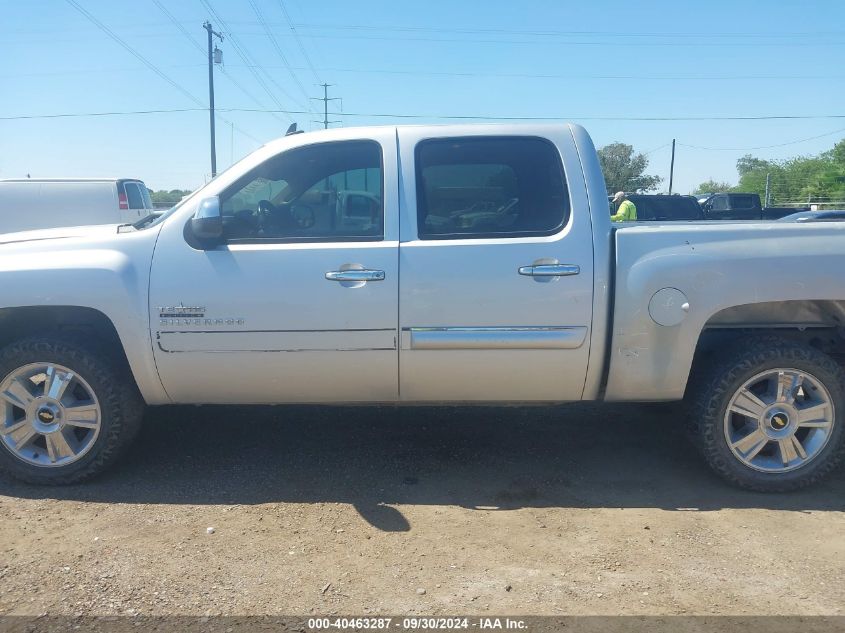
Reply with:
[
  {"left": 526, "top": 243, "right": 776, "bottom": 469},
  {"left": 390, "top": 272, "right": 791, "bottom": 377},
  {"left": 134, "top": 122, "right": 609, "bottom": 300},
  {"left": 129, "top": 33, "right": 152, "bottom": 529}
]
[{"left": 3, "top": 0, "right": 845, "bottom": 194}]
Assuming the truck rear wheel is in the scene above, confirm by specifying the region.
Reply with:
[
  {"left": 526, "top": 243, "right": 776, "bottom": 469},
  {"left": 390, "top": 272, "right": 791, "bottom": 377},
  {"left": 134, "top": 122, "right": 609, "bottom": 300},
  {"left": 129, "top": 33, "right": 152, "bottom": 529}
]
[
  {"left": 689, "top": 337, "right": 845, "bottom": 491},
  {"left": 0, "top": 337, "right": 143, "bottom": 485}
]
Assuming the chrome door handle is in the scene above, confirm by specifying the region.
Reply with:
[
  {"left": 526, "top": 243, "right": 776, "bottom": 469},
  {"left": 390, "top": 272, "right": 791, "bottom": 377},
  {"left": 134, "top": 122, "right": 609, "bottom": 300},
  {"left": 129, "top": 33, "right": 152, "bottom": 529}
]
[
  {"left": 325, "top": 269, "right": 385, "bottom": 282},
  {"left": 518, "top": 264, "right": 580, "bottom": 277}
]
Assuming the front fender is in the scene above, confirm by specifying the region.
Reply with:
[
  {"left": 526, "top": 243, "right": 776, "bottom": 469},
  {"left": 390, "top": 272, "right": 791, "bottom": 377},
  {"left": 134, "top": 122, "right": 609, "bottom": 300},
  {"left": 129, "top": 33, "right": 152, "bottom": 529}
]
[{"left": 0, "top": 228, "right": 169, "bottom": 404}]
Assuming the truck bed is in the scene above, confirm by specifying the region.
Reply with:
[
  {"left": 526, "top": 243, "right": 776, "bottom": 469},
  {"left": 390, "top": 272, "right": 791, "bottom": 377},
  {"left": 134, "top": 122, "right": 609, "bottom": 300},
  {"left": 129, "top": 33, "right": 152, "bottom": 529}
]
[{"left": 604, "top": 221, "right": 845, "bottom": 401}]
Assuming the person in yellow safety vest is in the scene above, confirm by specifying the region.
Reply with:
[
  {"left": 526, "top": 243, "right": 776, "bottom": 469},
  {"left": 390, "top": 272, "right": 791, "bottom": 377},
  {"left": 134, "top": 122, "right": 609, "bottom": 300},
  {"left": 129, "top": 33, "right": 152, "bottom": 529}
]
[{"left": 610, "top": 191, "right": 637, "bottom": 222}]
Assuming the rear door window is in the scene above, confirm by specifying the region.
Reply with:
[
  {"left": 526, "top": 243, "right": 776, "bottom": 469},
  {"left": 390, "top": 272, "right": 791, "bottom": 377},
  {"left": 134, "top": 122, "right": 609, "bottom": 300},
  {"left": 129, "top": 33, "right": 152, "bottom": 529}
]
[
  {"left": 140, "top": 184, "right": 153, "bottom": 210},
  {"left": 731, "top": 195, "right": 754, "bottom": 210},
  {"left": 710, "top": 196, "right": 729, "bottom": 211},
  {"left": 415, "top": 136, "right": 569, "bottom": 239},
  {"left": 124, "top": 182, "right": 144, "bottom": 210}
]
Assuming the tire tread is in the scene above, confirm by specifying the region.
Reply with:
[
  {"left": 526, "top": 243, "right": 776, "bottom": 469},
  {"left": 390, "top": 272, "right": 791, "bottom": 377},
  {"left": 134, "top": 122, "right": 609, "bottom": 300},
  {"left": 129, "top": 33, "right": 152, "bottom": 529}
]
[
  {"left": 0, "top": 336, "right": 143, "bottom": 485},
  {"left": 688, "top": 336, "right": 845, "bottom": 492}
]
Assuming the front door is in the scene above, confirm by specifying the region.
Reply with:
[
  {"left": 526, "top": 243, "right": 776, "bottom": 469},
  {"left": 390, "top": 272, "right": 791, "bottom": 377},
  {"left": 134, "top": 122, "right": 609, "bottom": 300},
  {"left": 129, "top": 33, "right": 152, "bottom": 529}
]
[
  {"left": 397, "top": 129, "right": 594, "bottom": 402},
  {"left": 149, "top": 134, "right": 399, "bottom": 403}
]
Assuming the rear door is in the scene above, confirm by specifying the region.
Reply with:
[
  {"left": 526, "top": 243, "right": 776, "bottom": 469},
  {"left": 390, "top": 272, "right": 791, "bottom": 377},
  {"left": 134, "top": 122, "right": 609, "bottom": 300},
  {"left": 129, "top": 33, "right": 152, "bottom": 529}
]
[
  {"left": 397, "top": 127, "right": 594, "bottom": 402},
  {"left": 121, "top": 182, "right": 147, "bottom": 222},
  {"left": 138, "top": 182, "right": 155, "bottom": 215}
]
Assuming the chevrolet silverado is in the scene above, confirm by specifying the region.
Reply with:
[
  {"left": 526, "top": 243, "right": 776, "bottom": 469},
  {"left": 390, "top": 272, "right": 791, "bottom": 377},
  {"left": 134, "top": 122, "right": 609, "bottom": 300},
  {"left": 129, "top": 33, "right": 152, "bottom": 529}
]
[{"left": 0, "top": 124, "right": 843, "bottom": 491}]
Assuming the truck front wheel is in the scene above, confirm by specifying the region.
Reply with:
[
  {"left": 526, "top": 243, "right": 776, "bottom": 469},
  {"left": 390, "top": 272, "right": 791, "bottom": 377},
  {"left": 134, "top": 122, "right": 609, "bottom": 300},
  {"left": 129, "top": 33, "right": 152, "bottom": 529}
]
[
  {"left": 0, "top": 337, "right": 143, "bottom": 484},
  {"left": 689, "top": 338, "right": 845, "bottom": 491}
]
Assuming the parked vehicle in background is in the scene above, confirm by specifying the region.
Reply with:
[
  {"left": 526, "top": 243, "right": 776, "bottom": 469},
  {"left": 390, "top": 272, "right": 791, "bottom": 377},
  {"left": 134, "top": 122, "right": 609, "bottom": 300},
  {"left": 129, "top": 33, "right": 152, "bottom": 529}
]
[
  {"left": 697, "top": 192, "right": 759, "bottom": 219},
  {"left": 0, "top": 124, "right": 843, "bottom": 494},
  {"left": 624, "top": 194, "right": 704, "bottom": 221},
  {"left": 0, "top": 178, "right": 154, "bottom": 233},
  {"left": 760, "top": 205, "right": 811, "bottom": 219},
  {"left": 697, "top": 192, "right": 807, "bottom": 220},
  {"left": 778, "top": 209, "right": 845, "bottom": 223}
]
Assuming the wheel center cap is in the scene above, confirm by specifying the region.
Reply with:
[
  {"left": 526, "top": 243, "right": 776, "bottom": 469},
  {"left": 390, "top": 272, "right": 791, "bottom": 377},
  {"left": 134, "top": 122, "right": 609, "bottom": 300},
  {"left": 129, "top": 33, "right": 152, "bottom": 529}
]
[
  {"left": 769, "top": 412, "right": 790, "bottom": 431},
  {"left": 33, "top": 402, "right": 62, "bottom": 431}
]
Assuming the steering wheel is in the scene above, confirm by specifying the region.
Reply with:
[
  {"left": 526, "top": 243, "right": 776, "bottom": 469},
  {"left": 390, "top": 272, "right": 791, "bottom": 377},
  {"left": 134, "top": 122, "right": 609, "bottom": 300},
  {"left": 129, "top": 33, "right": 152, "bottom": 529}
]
[
  {"left": 257, "top": 199, "right": 293, "bottom": 235},
  {"left": 256, "top": 199, "right": 276, "bottom": 228},
  {"left": 257, "top": 199, "right": 317, "bottom": 235}
]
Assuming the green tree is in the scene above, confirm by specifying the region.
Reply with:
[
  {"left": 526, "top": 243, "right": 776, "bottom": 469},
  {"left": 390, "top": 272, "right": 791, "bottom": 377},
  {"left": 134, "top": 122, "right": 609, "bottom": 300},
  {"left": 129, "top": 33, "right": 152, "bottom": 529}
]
[
  {"left": 597, "top": 143, "right": 662, "bottom": 193},
  {"left": 148, "top": 189, "right": 192, "bottom": 206},
  {"left": 734, "top": 146, "right": 845, "bottom": 207},
  {"left": 692, "top": 180, "right": 734, "bottom": 194}
]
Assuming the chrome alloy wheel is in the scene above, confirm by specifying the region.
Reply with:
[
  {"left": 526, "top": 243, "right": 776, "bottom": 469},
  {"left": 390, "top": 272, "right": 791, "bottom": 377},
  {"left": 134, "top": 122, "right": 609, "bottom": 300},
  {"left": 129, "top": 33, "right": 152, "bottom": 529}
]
[
  {"left": 724, "top": 368, "right": 835, "bottom": 473},
  {"left": 0, "top": 363, "right": 102, "bottom": 467}
]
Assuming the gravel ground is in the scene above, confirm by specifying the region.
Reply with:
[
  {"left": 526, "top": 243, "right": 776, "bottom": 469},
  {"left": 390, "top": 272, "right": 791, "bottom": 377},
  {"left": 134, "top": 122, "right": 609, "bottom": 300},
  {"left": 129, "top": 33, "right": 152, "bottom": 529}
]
[{"left": 0, "top": 402, "right": 843, "bottom": 617}]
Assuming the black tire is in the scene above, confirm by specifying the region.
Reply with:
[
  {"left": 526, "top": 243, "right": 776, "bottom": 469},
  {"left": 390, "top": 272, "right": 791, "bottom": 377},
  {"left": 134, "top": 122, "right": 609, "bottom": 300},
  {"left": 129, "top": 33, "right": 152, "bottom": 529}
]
[
  {"left": 0, "top": 336, "right": 144, "bottom": 485},
  {"left": 688, "top": 336, "right": 845, "bottom": 492}
]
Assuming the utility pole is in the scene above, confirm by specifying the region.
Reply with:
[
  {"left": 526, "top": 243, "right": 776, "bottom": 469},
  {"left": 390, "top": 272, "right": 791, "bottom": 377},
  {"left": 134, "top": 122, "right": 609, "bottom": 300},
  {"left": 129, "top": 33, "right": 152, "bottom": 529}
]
[
  {"left": 668, "top": 139, "right": 676, "bottom": 194},
  {"left": 765, "top": 172, "right": 771, "bottom": 207},
  {"left": 311, "top": 83, "right": 341, "bottom": 129},
  {"left": 203, "top": 21, "right": 223, "bottom": 177}
]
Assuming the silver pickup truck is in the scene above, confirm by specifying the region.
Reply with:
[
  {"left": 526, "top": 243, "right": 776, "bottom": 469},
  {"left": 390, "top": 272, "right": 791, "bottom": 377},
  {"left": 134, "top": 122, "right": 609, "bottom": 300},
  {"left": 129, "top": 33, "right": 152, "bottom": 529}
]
[{"left": 0, "top": 124, "right": 843, "bottom": 492}]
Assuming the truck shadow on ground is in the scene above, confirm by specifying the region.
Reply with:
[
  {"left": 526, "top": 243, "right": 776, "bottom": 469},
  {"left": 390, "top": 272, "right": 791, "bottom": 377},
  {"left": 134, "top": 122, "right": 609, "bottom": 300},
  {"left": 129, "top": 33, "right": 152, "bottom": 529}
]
[{"left": 2, "top": 403, "right": 843, "bottom": 531}]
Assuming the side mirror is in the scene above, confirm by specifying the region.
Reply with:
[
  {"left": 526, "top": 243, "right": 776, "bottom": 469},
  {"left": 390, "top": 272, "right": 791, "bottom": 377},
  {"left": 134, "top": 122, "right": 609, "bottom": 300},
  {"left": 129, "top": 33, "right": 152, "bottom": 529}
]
[{"left": 190, "top": 197, "right": 223, "bottom": 241}]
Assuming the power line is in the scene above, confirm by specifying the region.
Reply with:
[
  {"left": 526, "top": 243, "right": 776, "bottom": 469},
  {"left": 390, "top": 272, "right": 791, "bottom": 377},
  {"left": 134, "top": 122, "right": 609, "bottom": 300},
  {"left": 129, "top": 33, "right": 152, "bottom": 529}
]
[
  {"left": 150, "top": 0, "right": 273, "bottom": 144},
  {"left": 249, "top": 65, "right": 845, "bottom": 82},
  {"left": 150, "top": 0, "right": 205, "bottom": 55},
  {"left": 0, "top": 108, "right": 206, "bottom": 120},
  {"left": 226, "top": 28, "right": 845, "bottom": 48},
  {"left": 289, "top": 22, "right": 845, "bottom": 40},
  {"left": 242, "top": 110, "right": 845, "bottom": 122},
  {"left": 19, "top": 19, "right": 845, "bottom": 40},
  {"left": 678, "top": 127, "right": 845, "bottom": 151},
  {"left": 200, "top": 0, "right": 300, "bottom": 121},
  {"left": 65, "top": 0, "right": 202, "bottom": 107},
  {"left": 66, "top": 0, "right": 262, "bottom": 144},
  {"left": 13, "top": 63, "right": 845, "bottom": 82},
  {"left": 642, "top": 142, "right": 672, "bottom": 156},
  {"left": 151, "top": 0, "right": 290, "bottom": 127},
  {"left": 276, "top": 0, "right": 322, "bottom": 83},
  {"left": 248, "top": 0, "right": 313, "bottom": 106},
  {"left": 10, "top": 28, "right": 845, "bottom": 48},
  {"left": 6, "top": 108, "right": 845, "bottom": 123},
  {"left": 220, "top": 68, "right": 291, "bottom": 125}
]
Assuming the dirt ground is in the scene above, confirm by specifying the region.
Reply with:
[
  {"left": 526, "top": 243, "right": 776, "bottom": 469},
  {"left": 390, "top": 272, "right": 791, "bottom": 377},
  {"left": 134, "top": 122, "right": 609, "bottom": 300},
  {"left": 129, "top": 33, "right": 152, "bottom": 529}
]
[{"left": 0, "top": 402, "right": 843, "bottom": 617}]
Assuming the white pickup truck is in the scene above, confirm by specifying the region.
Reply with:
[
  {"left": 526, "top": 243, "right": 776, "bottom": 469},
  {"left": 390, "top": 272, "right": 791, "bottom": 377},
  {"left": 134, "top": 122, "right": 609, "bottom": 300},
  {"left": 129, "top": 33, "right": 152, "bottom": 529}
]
[{"left": 0, "top": 124, "right": 843, "bottom": 491}]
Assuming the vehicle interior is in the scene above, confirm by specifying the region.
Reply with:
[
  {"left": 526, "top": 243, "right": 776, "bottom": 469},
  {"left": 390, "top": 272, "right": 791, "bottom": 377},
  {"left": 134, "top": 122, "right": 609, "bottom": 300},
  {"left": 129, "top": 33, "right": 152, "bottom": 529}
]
[
  {"left": 416, "top": 137, "right": 567, "bottom": 238},
  {"left": 219, "top": 141, "right": 383, "bottom": 241}
]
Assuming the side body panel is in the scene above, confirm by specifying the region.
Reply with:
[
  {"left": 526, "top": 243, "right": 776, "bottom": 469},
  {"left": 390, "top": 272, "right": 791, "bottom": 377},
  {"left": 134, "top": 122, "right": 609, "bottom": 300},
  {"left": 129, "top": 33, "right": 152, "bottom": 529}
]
[
  {"left": 0, "top": 181, "right": 122, "bottom": 232},
  {"left": 605, "top": 222, "right": 845, "bottom": 401},
  {"left": 396, "top": 124, "right": 597, "bottom": 402},
  {"left": 148, "top": 128, "right": 400, "bottom": 404}
]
